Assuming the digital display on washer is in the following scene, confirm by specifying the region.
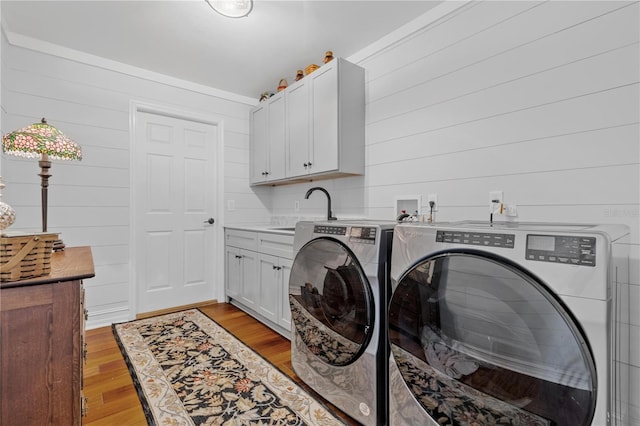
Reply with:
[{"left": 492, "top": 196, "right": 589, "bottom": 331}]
[
  {"left": 527, "top": 235, "right": 555, "bottom": 251},
  {"left": 349, "top": 227, "right": 376, "bottom": 244},
  {"left": 526, "top": 234, "right": 596, "bottom": 267}
]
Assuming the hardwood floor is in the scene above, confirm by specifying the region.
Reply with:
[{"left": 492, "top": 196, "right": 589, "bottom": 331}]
[{"left": 82, "top": 302, "right": 360, "bottom": 425}]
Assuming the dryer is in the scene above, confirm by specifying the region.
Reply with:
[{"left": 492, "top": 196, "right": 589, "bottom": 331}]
[
  {"left": 289, "top": 220, "right": 395, "bottom": 426},
  {"left": 388, "top": 221, "right": 630, "bottom": 426}
]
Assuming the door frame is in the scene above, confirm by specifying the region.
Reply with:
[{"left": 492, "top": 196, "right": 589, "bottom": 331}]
[{"left": 128, "top": 100, "right": 225, "bottom": 319}]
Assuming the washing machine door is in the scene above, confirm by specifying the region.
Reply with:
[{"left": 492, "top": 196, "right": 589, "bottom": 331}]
[
  {"left": 289, "top": 237, "right": 373, "bottom": 366},
  {"left": 389, "top": 250, "right": 596, "bottom": 426}
]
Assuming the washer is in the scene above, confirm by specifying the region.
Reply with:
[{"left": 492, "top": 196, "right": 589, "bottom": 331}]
[
  {"left": 388, "top": 221, "right": 630, "bottom": 426},
  {"left": 289, "top": 220, "right": 395, "bottom": 426}
]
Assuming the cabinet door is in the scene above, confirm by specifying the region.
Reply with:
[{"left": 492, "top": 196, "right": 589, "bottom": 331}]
[
  {"left": 278, "top": 258, "right": 293, "bottom": 331},
  {"left": 239, "top": 249, "right": 258, "bottom": 309},
  {"left": 286, "top": 80, "right": 310, "bottom": 177},
  {"left": 310, "top": 62, "right": 339, "bottom": 174},
  {"left": 250, "top": 104, "right": 268, "bottom": 184},
  {"left": 225, "top": 246, "right": 242, "bottom": 299},
  {"left": 257, "top": 253, "right": 279, "bottom": 324},
  {"left": 267, "top": 95, "right": 286, "bottom": 181}
]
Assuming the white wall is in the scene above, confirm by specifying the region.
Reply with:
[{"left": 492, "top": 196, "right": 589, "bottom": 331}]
[
  {"left": 0, "top": 29, "right": 266, "bottom": 328},
  {"left": 269, "top": 0, "right": 640, "bottom": 422}
]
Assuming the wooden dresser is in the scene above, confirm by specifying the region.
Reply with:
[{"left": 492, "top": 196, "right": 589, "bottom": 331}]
[{"left": 0, "top": 246, "right": 94, "bottom": 425}]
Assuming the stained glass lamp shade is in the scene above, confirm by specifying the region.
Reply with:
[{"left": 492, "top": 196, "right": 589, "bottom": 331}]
[{"left": 2, "top": 118, "right": 82, "bottom": 244}]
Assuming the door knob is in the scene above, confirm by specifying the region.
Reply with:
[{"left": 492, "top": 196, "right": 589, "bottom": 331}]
[{"left": 204, "top": 218, "right": 215, "bottom": 224}]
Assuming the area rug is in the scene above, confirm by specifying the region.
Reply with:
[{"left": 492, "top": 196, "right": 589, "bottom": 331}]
[{"left": 113, "top": 309, "right": 347, "bottom": 426}]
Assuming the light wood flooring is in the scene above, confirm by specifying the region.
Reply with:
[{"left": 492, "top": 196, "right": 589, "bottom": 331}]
[{"left": 82, "top": 302, "right": 359, "bottom": 425}]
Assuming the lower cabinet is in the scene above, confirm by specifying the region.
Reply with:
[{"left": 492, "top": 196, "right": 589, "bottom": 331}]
[
  {"left": 225, "top": 229, "right": 293, "bottom": 338},
  {"left": 225, "top": 246, "right": 259, "bottom": 310}
]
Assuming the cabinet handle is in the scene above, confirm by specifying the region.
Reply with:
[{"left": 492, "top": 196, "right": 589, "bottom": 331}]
[
  {"left": 273, "top": 266, "right": 282, "bottom": 271},
  {"left": 84, "top": 308, "right": 89, "bottom": 321},
  {"left": 235, "top": 255, "right": 243, "bottom": 259},
  {"left": 303, "top": 163, "right": 308, "bottom": 168},
  {"left": 307, "top": 162, "right": 312, "bottom": 167},
  {"left": 265, "top": 171, "right": 270, "bottom": 175}
]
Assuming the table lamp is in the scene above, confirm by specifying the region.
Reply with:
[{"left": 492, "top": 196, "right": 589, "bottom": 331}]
[{"left": 2, "top": 118, "right": 82, "bottom": 251}]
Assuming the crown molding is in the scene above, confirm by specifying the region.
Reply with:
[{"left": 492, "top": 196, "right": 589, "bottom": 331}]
[
  {"left": 1, "top": 23, "right": 258, "bottom": 107},
  {"left": 347, "top": 1, "right": 472, "bottom": 65}
]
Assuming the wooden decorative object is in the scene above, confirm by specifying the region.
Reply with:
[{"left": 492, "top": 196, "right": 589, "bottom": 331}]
[{"left": 0, "top": 233, "right": 58, "bottom": 282}]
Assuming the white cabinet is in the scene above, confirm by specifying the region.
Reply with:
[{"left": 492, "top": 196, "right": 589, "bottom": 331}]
[
  {"left": 224, "top": 228, "right": 294, "bottom": 338},
  {"left": 278, "top": 258, "right": 293, "bottom": 331},
  {"left": 257, "top": 253, "right": 292, "bottom": 325},
  {"left": 250, "top": 95, "right": 286, "bottom": 184},
  {"left": 250, "top": 57, "right": 365, "bottom": 186},
  {"left": 249, "top": 103, "right": 268, "bottom": 184},
  {"left": 286, "top": 80, "right": 311, "bottom": 177},
  {"left": 224, "top": 233, "right": 259, "bottom": 310}
]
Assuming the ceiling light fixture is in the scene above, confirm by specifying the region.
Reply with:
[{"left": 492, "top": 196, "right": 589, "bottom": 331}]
[{"left": 205, "top": 0, "right": 253, "bottom": 18}]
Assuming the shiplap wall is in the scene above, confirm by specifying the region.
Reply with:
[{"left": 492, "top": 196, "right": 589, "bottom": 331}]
[
  {"left": 269, "top": 1, "right": 640, "bottom": 422},
  {"left": 0, "top": 31, "right": 262, "bottom": 328}
]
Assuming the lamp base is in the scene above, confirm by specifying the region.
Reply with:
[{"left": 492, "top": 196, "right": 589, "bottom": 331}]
[{"left": 53, "top": 239, "right": 66, "bottom": 252}]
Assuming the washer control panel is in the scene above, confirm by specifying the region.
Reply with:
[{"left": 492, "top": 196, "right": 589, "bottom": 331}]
[
  {"left": 312, "top": 225, "right": 378, "bottom": 245},
  {"left": 313, "top": 225, "right": 346, "bottom": 235},
  {"left": 526, "top": 234, "right": 596, "bottom": 267},
  {"left": 436, "top": 230, "right": 515, "bottom": 248}
]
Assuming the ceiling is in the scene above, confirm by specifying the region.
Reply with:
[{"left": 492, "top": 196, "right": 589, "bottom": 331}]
[{"left": 1, "top": 0, "right": 442, "bottom": 102}]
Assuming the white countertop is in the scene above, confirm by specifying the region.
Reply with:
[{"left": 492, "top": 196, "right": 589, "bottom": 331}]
[{"left": 224, "top": 224, "right": 295, "bottom": 235}]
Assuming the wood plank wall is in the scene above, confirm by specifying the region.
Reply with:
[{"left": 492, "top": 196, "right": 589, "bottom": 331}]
[
  {"left": 0, "top": 33, "right": 262, "bottom": 328},
  {"left": 269, "top": 1, "right": 640, "bottom": 422}
]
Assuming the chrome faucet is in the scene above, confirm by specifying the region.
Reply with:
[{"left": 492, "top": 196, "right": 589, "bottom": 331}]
[{"left": 305, "top": 187, "right": 337, "bottom": 221}]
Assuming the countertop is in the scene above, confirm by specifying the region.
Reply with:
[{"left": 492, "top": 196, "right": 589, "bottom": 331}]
[{"left": 224, "top": 224, "right": 296, "bottom": 236}]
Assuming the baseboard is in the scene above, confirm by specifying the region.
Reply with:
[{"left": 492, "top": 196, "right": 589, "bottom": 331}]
[
  {"left": 86, "top": 306, "right": 131, "bottom": 330},
  {"left": 136, "top": 299, "right": 219, "bottom": 320}
]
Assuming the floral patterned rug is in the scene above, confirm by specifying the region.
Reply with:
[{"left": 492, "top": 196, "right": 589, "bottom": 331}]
[{"left": 113, "top": 309, "right": 347, "bottom": 426}]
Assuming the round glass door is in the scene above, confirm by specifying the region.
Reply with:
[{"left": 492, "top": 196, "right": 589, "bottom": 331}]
[
  {"left": 388, "top": 251, "right": 596, "bottom": 426},
  {"left": 289, "top": 238, "right": 373, "bottom": 366}
]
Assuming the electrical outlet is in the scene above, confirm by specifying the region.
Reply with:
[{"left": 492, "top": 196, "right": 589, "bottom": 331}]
[
  {"left": 505, "top": 204, "right": 518, "bottom": 217},
  {"left": 427, "top": 194, "right": 438, "bottom": 212},
  {"left": 294, "top": 200, "right": 300, "bottom": 212}
]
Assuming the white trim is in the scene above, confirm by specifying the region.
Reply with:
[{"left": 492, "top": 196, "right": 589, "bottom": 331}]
[
  {"left": 1, "top": 25, "right": 258, "bottom": 107},
  {"left": 347, "top": 0, "right": 473, "bottom": 65},
  {"left": 85, "top": 306, "right": 130, "bottom": 330},
  {"left": 128, "top": 100, "right": 226, "bottom": 319}
]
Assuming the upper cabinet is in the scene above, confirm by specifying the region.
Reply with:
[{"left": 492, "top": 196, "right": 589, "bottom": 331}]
[
  {"left": 250, "top": 58, "right": 364, "bottom": 186},
  {"left": 250, "top": 95, "right": 286, "bottom": 183}
]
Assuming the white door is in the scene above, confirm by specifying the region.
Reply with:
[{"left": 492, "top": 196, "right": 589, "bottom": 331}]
[{"left": 134, "top": 111, "right": 218, "bottom": 314}]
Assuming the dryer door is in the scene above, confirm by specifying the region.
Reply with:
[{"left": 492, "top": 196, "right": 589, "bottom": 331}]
[
  {"left": 289, "top": 237, "right": 373, "bottom": 366},
  {"left": 389, "top": 250, "right": 596, "bottom": 426}
]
